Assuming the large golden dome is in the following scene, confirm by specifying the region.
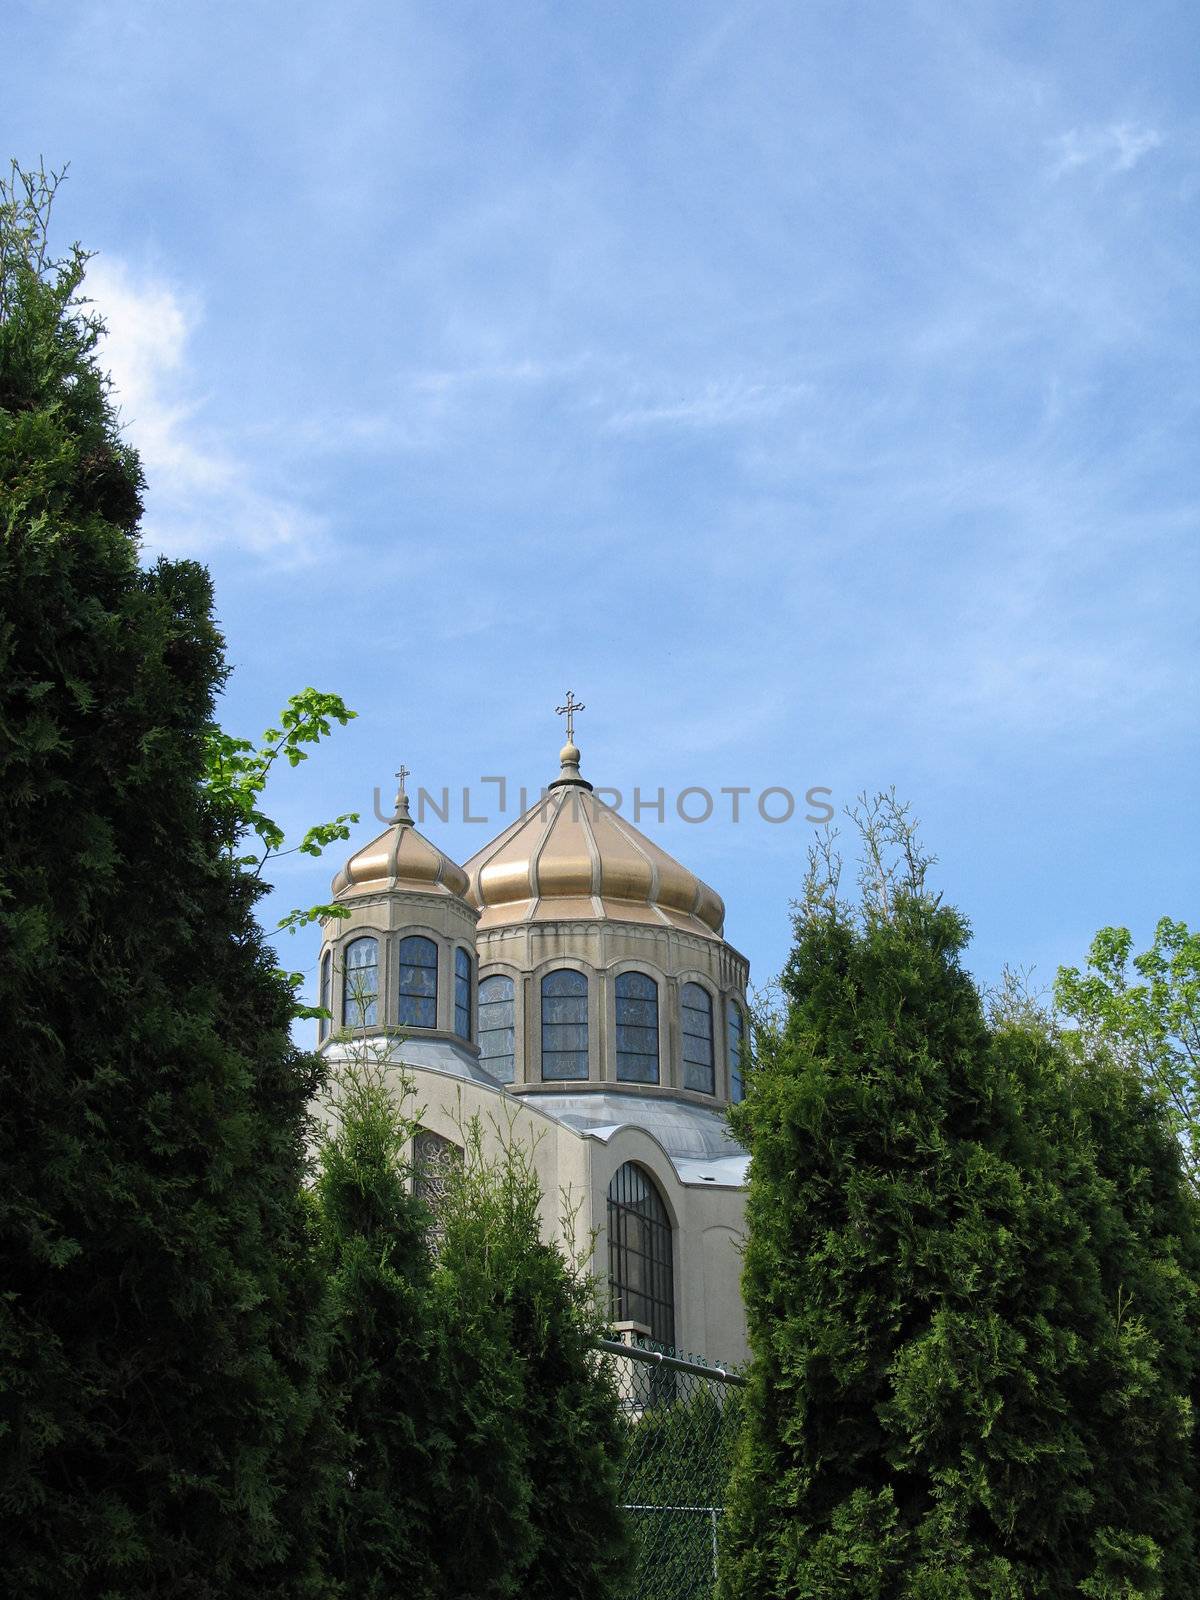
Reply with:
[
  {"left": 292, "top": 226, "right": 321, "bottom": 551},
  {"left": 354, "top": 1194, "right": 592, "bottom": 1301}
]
[
  {"left": 463, "top": 743, "right": 724, "bottom": 937},
  {"left": 332, "top": 780, "right": 469, "bottom": 901}
]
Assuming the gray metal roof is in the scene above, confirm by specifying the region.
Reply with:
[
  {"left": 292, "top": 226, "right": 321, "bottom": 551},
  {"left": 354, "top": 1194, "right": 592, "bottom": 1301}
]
[{"left": 530, "top": 1091, "right": 749, "bottom": 1188}]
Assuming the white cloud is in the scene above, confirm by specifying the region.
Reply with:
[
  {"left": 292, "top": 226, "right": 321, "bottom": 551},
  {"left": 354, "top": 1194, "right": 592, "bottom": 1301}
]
[
  {"left": 1049, "top": 120, "right": 1164, "bottom": 179},
  {"left": 86, "top": 258, "right": 327, "bottom": 565},
  {"left": 603, "top": 377, "right": 813, "bottom": 433}
]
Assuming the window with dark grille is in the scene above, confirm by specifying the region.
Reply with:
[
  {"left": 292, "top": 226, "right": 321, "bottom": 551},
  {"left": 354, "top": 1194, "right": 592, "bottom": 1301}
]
[
  {"left": 728, "top": 1000, "right": 746, "bottom": 1103},
  {"left": 478, "top": 973, "right": 515, "bottom": 1082},
  {"left": 607, "top": 1161, "right": 675, "bottom": 1351},
  {"left": 615, "top": 971, "right": 659, "bottom": 1083},
  {"left": 541, "top": 969, "right": 588, "bottom": 1079},
  {"left": 681, "top": 982, "right": 715, "bottom": 1094},
  {"left": 398, "top": 935, "right": 438, "bottom": 1029},
  {"left": 454, "top": 947, "right": 472, "bottom": 1040},
  {"left": 342, "top": 937, "right": 379, "bottom": 1027}
]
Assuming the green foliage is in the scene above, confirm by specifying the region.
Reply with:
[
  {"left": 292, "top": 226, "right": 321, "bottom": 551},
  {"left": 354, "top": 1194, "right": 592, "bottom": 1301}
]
[
  {"left": 0, "top": 161, "right": 334, "bottom": 1596},
  {"left": 1056, "top": 919, "right": 1200, "bottom": 1192},
  {"left": 721, "top": 798, "right": 1200, "bottom": 1600},
  {"left": 313, "top": 1072, "right": 629, "bottom": 1600},
  {"left": 430, "top": 1117, "right": 629, "bottom": 1600},
  {"left": 314, "top": 1060, "right": 449, "bottom": 1600},
  {"left": 203, "top": 687, "right": 358, "bottom": 873},
  {"left": 203, "top": 689, "right": 359, "bottom": 1017}
]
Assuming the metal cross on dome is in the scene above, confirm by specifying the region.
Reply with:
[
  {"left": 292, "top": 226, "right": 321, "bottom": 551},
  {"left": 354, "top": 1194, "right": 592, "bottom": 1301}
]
[{"left": 556, "top": 691, "right": 585, "bottom": 744}]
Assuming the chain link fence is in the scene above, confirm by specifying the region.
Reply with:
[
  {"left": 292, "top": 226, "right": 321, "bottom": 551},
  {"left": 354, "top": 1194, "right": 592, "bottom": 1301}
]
[{"left": 598, "top": 1337, "right": 745, "bottom": 1600}]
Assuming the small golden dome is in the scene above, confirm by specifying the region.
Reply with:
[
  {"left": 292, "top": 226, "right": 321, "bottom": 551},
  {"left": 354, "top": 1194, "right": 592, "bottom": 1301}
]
[
  {"left": 463, "top": 746, "right": 724, "bottom": 938},
  {"left": 331, "top": 775, "right": 469, "bottom": 901}
]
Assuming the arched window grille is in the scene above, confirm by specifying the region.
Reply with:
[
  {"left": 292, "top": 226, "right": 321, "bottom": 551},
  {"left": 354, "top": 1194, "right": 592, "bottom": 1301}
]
[
  {"left": 413, "top": 1127, "right": 462, "bottom": 1243},
  {"left": 454, "top": 947, "right": 472, "bottom": 1040},
  {"left": 398, "top": 935, "right": 438, "bottom": 1029},
  {"left": 541, "top": 969, "right": 588, "bottom": 1080},
  {"left": 318, "top": 949, "right": 332, "bottom": 1042},
  {"left": 342, "top": 936, "right": 379, "bottom": 1028},
  {"left": 607, "top": 1162, "right": 675, "bottom": 1351},
  {"left": 681, "top": 983, "right": 715, "bottom": 1094},
  {"left": 728, "top": 1000, "right": 746, "bottom": 1103},
  {"left": 615, "top": 971, "right": 659, "bottom": 1083},
  {"left": 478, "top": 973, "right": 516, "bottom": 1083}
]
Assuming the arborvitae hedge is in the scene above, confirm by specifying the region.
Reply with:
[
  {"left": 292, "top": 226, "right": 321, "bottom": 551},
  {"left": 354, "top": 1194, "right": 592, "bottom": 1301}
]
[
  {"left": 1004, "top": 1026, "right": 1200, "bottom": 1596},
  {"left": 0, "top": 171, "right": 331, "bottom": 1597},
  {"left": 493, "top": 1153, "right": 628, "bottom": 1600},
  {"left": 429, "top": 1120, "right": 628, "bottom": 1600},
  {"left": 721, "top": 828, "right": 1200, "bottom": 1599},
  {"left": 314, "top": 1063, "right": 450, "bottom": 1600}
]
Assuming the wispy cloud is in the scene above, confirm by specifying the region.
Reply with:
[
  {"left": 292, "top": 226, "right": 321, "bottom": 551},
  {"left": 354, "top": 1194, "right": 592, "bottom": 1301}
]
[
  {"left": 87, "top": 258, "right": 328, "bottom": 566},
  {"left": 603, "top": 377, "right": 813, "bottom": 433},
  {"left": 1048, "top": 120, "right": 1164, "bottom": 179}
]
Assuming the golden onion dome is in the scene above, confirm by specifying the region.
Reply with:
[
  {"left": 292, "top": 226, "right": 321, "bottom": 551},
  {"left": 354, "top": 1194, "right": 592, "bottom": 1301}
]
[
  {"left": 331, "top": 777, "right": 470, "bottom": 901},
  {"left": 462, "top": 742, "right": 725, "bottom": 938}
]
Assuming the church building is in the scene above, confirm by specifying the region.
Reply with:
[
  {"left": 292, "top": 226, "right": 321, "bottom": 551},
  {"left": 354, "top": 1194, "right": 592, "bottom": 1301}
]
[{"left": 315, "top": 700, "right": 751, "bottom": 1365}]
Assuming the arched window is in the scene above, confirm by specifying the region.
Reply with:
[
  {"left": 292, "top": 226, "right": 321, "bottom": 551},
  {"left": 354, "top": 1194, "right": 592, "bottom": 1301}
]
[
  {"left": 454, "top": 947, "right": 472, "bottom": 1040},
  {"left": 342, "top": 936, "right": 379, "bottom": 1027},
  {"left": 615, "top": 971, "right": 659, "bottom": 1083},
  {"left": 607, "top": 1162, "right": 675, "bottom": 1351},
  {"left": 541, "top": 969, "right": 588, "bottom": 1080},
  {"left": 398, "top": 935, "right": 438, "bottom": 1029},
  {"left": 681, "top": 983, "right": 715, "bottom": 1095},
  {"left": 728, "top": 1001, "right": 746, "bottom": 1103},
  {"left": 478, "top": 973, "right": 516, "bottom": 1083},
  {"left": 413, "top": 1127, "right": 463, "bottom": 1245},
  {"left": 318, "top": 949, "right": 332, "bottom": 1042}
]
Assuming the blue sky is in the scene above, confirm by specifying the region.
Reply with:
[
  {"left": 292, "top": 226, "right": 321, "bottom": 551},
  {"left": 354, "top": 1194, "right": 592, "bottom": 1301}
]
[{"left": 6, "top": 0, "right": 1198, "bottom": 1011}]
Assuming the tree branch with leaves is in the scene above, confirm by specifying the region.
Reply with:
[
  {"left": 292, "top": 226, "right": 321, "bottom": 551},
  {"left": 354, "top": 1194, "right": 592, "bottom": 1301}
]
[
  {"left": 203, "top": 686, "right": 359, "bottom": 1018},
  {"left": 1057, "top": 917, "right": 1200, "bottom": 1192}
]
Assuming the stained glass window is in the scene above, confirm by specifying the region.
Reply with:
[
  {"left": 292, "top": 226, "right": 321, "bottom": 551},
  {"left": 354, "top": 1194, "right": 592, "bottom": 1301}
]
[
  {"left": 478, "top": 973, "right": 516, "bottom": 1082},
  {"left": 541, "top": 969, "right": 588, "bottom": 1080},
  {"left": 454, "top": 947, "right": 472, "bottom": 1040},
  {"left": 342, "top": 936, "right": 379, "bottom": 1028},
  {"left": 615, "top": 971, "right": 659, "bottom": 1083},
  {"left": 319, "top": 949, "right": 332, "bottom": 1041},
  {"left": 398, "top": 935, "right": 438, "bottom": 1029},
  {"left": 728, "top": 1000, "right": 746, "bottom": 1103},
  {"left": 681, "top": 982, "right": 715, "bottom": 1095}
]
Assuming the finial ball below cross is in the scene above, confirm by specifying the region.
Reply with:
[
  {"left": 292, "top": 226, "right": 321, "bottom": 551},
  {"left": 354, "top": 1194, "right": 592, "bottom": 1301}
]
[{"left": 556, "top": 690, "right": 585, "bottom": 746}]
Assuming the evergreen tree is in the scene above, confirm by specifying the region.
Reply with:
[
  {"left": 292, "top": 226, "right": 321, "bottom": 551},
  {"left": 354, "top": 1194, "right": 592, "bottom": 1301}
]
[
  {"left": 0, "top": 163, "right": 332, "bottom": 1596},
  {"left": 425, "top": 1120, "right": 537, "bottom": 1600},
  {"left": 314, "top": 1058, "right": 449, "bottom": 1600},
  {"left": 429, "top": 1118, "right": 628, "bottom": 1600},
  {"left": 493, "top": 1139, "right": 628, "bottom": 1600},
  {"left": 720, "top": 798, "right": 1200, "bottom": 1599},
  {"left": 998, "top": 1014, "right": 1200, "bottom": 1597}
]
